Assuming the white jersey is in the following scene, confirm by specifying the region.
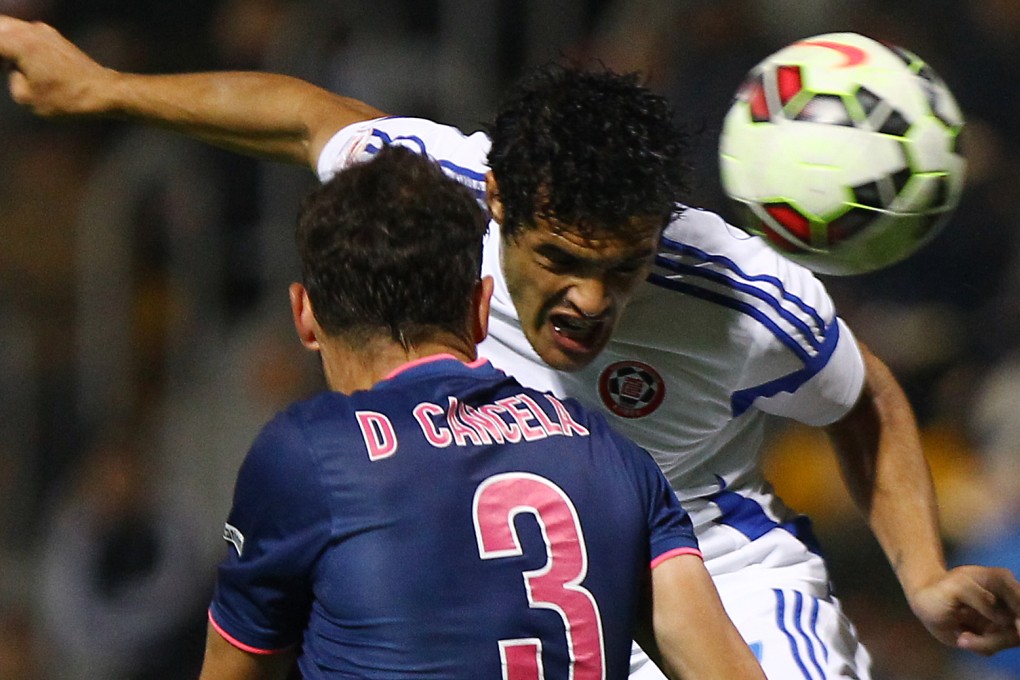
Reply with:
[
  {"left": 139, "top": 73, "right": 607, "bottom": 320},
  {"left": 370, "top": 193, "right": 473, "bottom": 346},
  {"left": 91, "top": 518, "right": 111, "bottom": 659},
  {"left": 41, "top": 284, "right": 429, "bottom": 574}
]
[
  {"left": 317, "top": 115, "right": 866, "bottom": 564},
  {"left": 319, "top": 116, "right": 874, "bottom": 676}
]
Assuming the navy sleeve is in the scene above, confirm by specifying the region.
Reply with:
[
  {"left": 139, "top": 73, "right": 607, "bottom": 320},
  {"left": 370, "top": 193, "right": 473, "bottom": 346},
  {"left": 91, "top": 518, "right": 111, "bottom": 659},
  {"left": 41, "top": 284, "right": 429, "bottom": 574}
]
[{"left": 209, "top": 409, "right": 332, "bottom": 653}]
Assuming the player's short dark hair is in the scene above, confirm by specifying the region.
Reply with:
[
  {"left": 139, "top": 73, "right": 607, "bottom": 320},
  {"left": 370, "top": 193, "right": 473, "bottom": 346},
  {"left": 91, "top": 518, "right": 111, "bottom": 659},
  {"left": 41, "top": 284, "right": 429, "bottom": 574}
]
[
  {"left": 296, "top": 145, "right": 488, "bottom": 345},
  {"left": 485, "top": 62, "right": 690, "bottom": 241}
]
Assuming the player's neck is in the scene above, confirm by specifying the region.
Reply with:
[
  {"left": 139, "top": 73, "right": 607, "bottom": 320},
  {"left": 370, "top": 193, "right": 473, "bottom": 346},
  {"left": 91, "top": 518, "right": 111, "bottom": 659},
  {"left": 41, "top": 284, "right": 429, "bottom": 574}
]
[{"left": 318, "top": 334, "right": 477, "bottom": 394}]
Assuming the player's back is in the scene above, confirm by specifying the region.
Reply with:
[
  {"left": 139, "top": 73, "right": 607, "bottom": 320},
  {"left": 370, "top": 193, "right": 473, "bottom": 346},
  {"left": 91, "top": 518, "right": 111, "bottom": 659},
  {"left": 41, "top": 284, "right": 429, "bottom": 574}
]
[{"left": 211, "top": 356, "right": 696, "bottom": 679}]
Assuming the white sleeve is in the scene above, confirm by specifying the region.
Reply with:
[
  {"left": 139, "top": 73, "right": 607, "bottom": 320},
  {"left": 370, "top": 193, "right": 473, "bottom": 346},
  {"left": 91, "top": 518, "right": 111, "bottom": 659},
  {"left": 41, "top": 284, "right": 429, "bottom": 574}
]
[
  {"left": 315, "top": 117, "right": 492, "bottom": 192},
  {"left": 316, "top": 118, "right": 389, "bottom": 181},
  {"left": 752, "top": 316, "right": 865, "bottom": 425}
]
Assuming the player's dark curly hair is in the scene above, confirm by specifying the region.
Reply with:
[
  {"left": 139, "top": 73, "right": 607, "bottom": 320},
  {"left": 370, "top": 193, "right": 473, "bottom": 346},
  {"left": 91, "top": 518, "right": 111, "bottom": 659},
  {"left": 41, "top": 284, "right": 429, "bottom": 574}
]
[
  {"left": 297, "top": 145, "right": 488, "bottom": 346},
  {"left": 485, "top": 63, "right": 691, "bottom": 240}
]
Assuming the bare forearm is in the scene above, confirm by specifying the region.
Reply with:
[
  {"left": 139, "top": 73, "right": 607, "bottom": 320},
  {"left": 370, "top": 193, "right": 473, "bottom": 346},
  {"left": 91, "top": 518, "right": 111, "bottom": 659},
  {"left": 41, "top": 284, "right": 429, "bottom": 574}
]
[
  {"left": 99, "top": 70, "right": 380, "bottom": 166},
  {"left": 829, "top": 345, "right": 1020, "bottom": 654},
  {"left": 827, "top": 344, "right": 945, "bottom": 598},
  {"left": 1, "top": 16, "right": 382, "bottom": 168},
  {"left": 649, "top": 555, "right": 766, "bottom": 679}
]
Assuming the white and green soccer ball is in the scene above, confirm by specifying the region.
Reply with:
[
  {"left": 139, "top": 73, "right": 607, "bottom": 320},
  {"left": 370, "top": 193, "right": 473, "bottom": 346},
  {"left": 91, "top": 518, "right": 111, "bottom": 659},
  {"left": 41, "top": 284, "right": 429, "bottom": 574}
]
[{"left": 719, "top": 32, "right": 966, "bottom": 276}]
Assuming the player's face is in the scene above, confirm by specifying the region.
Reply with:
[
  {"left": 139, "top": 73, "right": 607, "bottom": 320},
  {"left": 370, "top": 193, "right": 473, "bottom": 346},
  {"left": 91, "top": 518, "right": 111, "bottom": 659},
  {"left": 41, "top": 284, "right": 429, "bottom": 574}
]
[{"left": 500, "top": 214, "right": 662, "bottom": 372}]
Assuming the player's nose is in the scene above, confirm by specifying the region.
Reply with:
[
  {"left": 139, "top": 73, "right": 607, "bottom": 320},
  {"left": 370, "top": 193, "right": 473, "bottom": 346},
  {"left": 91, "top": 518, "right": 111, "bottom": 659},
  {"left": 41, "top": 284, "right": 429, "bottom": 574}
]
[{"left": 567, "top": 277, "right": 612, "bottom": 319}]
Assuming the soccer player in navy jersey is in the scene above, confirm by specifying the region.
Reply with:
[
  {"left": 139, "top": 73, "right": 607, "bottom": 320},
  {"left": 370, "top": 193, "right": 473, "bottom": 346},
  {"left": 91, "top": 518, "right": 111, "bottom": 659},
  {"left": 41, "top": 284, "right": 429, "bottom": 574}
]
[
  {"left": 195, "top": 144, "right": 764, "bottom": 679},
  {"left": 3, "top": 15, "right": 1020, "bottom": 679}
]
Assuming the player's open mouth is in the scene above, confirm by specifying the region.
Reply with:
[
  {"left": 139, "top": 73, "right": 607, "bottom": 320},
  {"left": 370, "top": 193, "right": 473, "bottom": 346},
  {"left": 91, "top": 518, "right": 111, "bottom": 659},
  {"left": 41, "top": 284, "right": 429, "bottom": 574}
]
[{"left": 550, "top": 313, "right": 606, "bottom": 353}]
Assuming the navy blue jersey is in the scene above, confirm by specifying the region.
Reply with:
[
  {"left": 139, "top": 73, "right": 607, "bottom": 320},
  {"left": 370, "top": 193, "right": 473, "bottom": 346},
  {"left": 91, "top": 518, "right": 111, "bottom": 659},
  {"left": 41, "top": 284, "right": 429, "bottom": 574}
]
[{"left": 209, "top": 355, "right": 699, "bottom": 679}]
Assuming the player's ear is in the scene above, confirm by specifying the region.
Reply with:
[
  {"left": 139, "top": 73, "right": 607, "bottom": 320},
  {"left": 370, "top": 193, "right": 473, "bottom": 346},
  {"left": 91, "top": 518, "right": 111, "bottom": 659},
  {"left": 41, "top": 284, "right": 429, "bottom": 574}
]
[
  {"left": 289, "top": 283, "right": 321, "bottom": 351},
  {"left": 470, "top": 276, "right": 493, "bottom": 345},
  {"left": 484, "top": 172, "right": 503, "bottom": 225}
]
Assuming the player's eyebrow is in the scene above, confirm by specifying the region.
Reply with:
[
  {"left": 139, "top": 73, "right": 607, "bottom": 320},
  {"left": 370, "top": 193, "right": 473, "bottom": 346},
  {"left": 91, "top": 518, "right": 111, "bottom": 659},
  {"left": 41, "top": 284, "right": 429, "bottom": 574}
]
[
  {"left": 534, "top": 242, "right": 655, "bottom": 268},
  {"left": 535, "top": 242, "right": 581, "bottom": 262}
]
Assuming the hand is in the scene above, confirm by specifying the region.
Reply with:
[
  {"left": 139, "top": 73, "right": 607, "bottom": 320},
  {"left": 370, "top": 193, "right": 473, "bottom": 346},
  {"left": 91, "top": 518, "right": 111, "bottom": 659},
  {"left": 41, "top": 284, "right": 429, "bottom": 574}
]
[
  {"left": 0, "top": 15, "right": 115, "bottom": 116},
  {"left": 909, "top": 564, "right": 1020, "bottom": 656}
]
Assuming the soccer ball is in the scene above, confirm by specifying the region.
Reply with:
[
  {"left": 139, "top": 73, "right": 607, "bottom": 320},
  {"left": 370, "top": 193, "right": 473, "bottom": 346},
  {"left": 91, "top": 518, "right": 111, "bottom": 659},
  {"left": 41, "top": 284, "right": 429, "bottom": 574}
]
[{"left": 719, "top": 32, "right": 966, "bottom": 276}]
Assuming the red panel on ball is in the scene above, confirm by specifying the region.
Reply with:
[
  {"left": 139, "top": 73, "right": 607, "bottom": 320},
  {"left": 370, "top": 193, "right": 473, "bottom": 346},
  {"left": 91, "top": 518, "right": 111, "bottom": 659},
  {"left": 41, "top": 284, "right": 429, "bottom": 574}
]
[
  {"left": 764, "top": 203, "right": 812, "bottom": 242},
  {"left": 760, "top": 224, "right": 809, "bottom": 253},
  {"left": 747, "top": 76, "right": 770, "bottom": 122},
  {"left": 776, "top": 65, "right": 803, "bottom": 105}
]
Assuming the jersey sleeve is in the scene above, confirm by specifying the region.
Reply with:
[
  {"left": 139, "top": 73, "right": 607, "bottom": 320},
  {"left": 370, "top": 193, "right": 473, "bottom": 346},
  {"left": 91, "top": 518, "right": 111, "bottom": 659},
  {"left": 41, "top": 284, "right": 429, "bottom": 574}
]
[
  {"left": 748, "top": 315, "right": 865, "bottom": 425},
  {"left": 208, "top": 410, "right": 331, "bottom": 654},
  {"left": 724, "top": 218, "right": 866, "bottom": 426},
  {"left": 316, "top": 116, "right": 491, "bottom": 200},
  {"left": 726, "top": 242, "right": 866, "bottom": 426}
]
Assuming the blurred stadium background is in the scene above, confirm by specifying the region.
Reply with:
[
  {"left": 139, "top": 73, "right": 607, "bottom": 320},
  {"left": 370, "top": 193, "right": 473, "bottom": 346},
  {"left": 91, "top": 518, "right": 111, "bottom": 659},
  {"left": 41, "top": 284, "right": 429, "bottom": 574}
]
[{"left": 1, "top": 1, "right": 1018, "bottom": 678}]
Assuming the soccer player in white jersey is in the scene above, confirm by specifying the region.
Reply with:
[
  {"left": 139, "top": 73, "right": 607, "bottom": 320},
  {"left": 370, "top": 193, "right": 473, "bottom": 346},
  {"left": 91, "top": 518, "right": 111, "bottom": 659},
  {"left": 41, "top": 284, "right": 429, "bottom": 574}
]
[{"left": 4, "top": 15, "right": 1020, "bottom": 679}]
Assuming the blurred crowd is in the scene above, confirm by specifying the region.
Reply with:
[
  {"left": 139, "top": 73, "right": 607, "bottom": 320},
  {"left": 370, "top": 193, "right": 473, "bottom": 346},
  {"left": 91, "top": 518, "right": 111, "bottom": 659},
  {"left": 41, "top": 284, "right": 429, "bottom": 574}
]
[{"left": 1, "top": 0, "right": 1018, "bottom": 678}]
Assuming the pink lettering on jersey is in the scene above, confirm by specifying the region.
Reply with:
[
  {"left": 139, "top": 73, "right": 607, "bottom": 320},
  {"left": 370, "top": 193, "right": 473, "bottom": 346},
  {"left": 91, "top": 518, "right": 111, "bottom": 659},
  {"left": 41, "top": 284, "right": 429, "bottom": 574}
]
[
  {"left": 410, "top": 393, "right": 590, "bottom": 450},
  {"left": 543, "top": 395, "right": 590, "bottom": 436},
  {"left": 447, "top": 397, "right": 487, "bottom": 447},
  {"left": 495, "top": 396, "right": 547, "bottom": 442},
  {"left": 460, "top": 402, "right": 506, "bottom": 444},
  {"left": 499, "top": 639, "right": 543, "bottom": 680},
  {"left": 517, "top": 394, "right": 563, "bottom": 436},
  {"left": 356, "top": 410, "right": 398, "bottom": 461},
  {"left": 474, "top": 473, "right": 606, "bottom": 680},
  {"left": 480, "top": 404, "right": 523, "bottom": 443},
  {"left": 412, "top": 402, "right": 452, "bottom": 447}
]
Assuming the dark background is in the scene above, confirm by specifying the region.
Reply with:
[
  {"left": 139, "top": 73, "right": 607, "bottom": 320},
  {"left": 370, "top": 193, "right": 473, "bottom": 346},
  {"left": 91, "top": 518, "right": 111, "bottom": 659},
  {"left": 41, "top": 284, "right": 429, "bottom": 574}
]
[{"left": 2, "top": 1, "right": 1019, "bottom": 678}]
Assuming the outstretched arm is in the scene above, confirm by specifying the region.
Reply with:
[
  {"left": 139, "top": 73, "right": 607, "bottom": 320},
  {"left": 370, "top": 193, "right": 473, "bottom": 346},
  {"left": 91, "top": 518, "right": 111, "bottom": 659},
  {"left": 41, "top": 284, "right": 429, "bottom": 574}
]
[
  {"left": 635, "top": 554, "right": 766, "bottom": 680},
  {"left": 827, "top": 342, "right": 1020, "bottom": 655},
  {"left": 0, "top": 16, "right": 383, "bottom": 168}
]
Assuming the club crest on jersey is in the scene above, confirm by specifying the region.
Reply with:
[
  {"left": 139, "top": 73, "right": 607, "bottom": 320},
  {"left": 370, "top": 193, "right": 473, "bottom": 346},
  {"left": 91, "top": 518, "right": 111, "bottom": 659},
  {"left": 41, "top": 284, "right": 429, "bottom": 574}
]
[{"left": 597, "top": 361, "right": 665, "bottom": 418}]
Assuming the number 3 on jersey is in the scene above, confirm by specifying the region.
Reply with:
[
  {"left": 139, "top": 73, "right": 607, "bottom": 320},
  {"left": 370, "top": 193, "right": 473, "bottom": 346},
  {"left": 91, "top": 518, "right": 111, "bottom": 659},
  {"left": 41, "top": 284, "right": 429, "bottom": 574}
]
[{"left": 473, "top": 472, "right": 606, "bottom": 680}]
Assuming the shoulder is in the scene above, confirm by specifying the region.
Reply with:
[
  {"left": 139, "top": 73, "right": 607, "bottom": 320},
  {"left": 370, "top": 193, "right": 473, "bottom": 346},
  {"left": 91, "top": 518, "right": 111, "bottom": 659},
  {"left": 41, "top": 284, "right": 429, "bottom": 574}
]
[
  {"left": 663, "top": 206, "right": 751, "bottom": 250},
  {"left": 235, "top": 394, "right": 344, "bottom": 499},
  {"left": 242, "top": 408, "right": 309, "bottom": 477},
  {"left": 661, "top": 207, "right": 808, "bottom": 276},
  {"left": 583, "top": 409, "right": 697, "bottom": 538},
  {"left": 661, "top": 207, "right": 829, "bottom": 298},
  {"left": 548, "top": 395, "right": 655, "bottom": 470},
  {"left": 646, "top": 206, "right": 839, "bottom": 331},
  {"left": 616, "top": 207, "right": 864, "bottom": 421}
]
